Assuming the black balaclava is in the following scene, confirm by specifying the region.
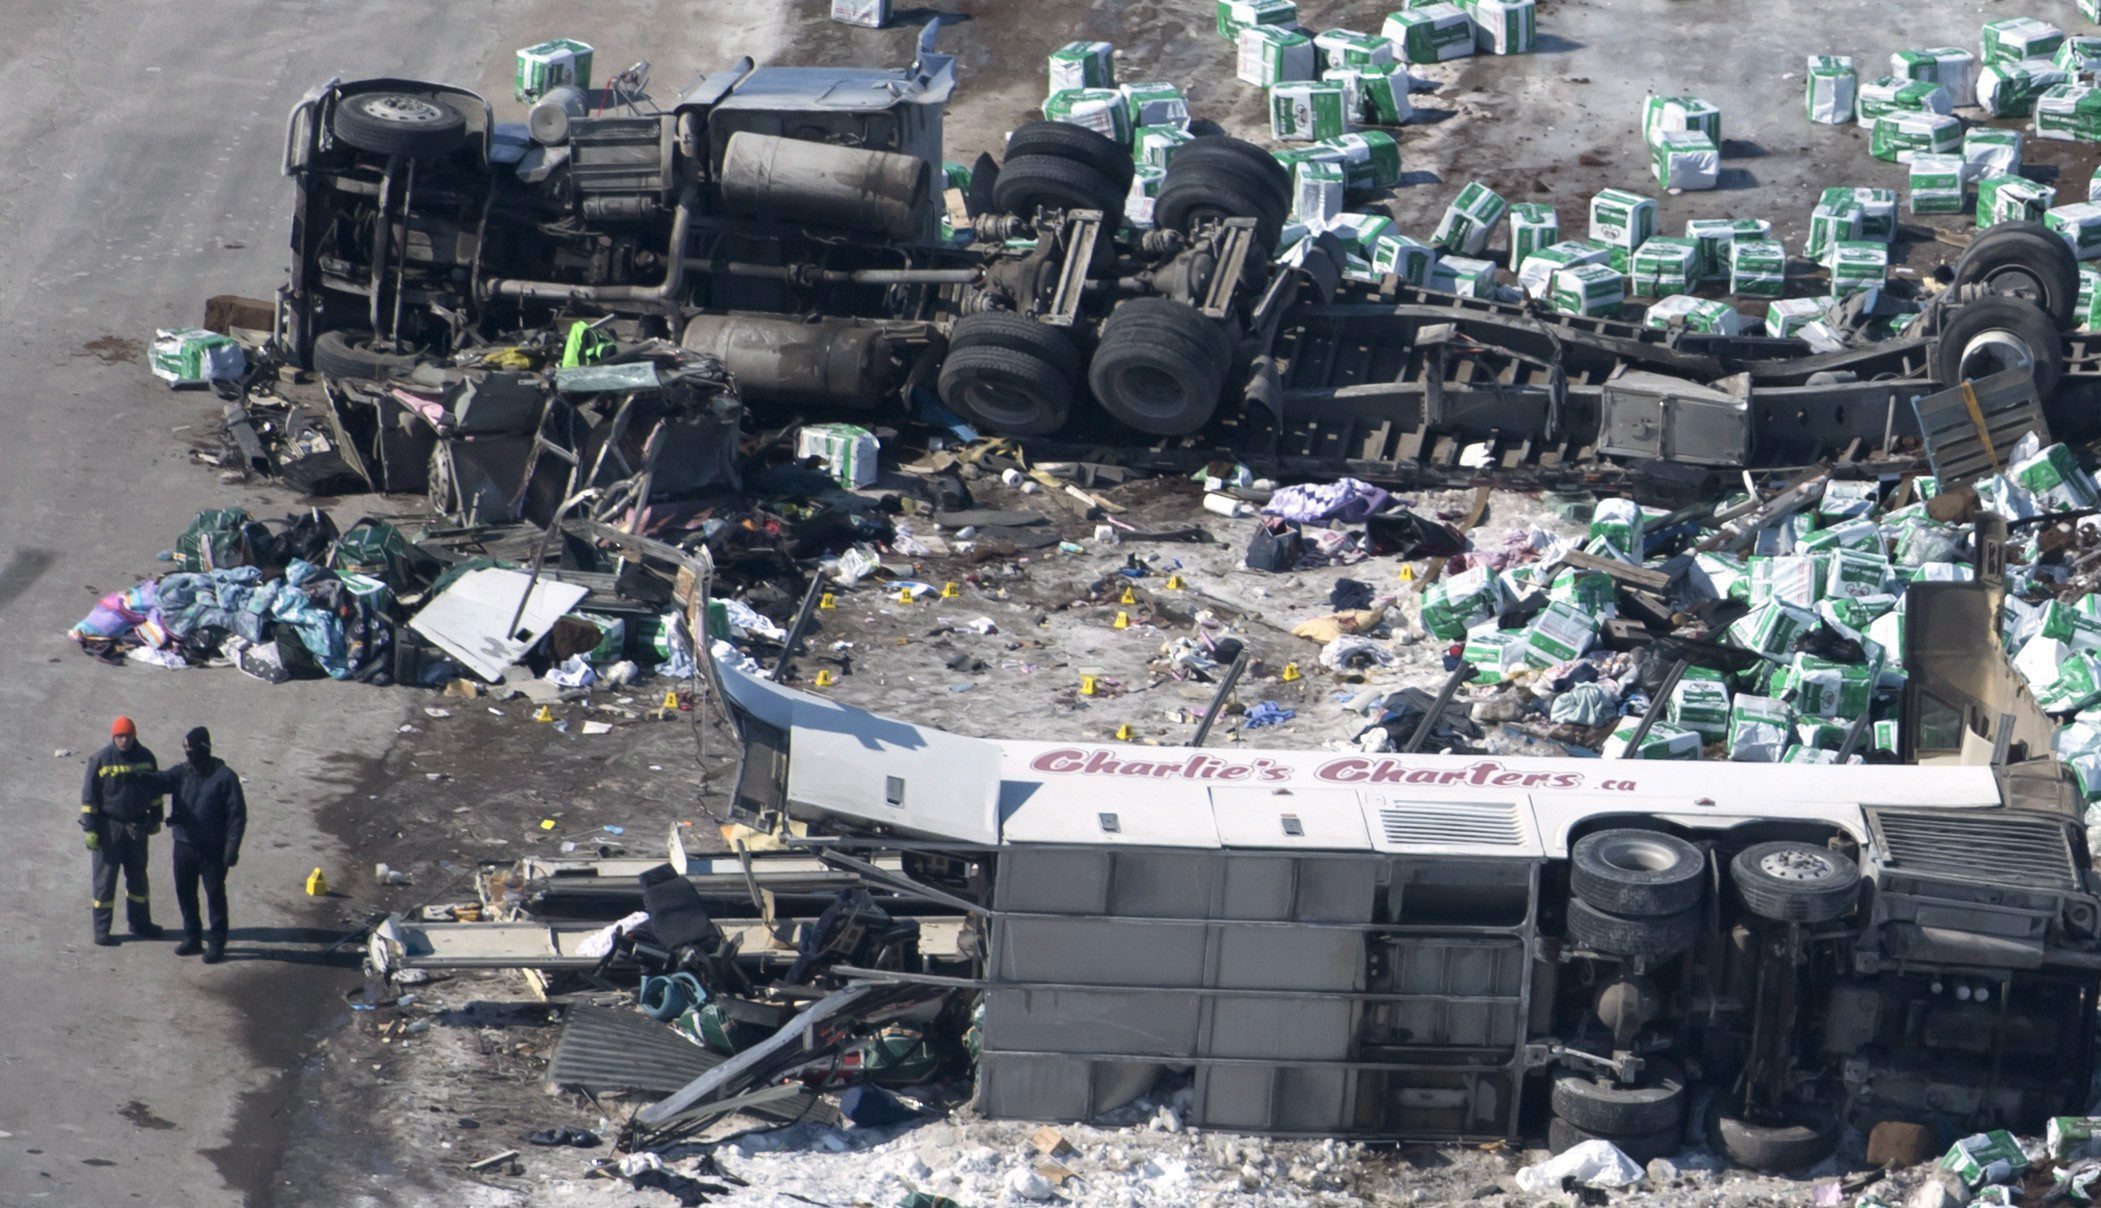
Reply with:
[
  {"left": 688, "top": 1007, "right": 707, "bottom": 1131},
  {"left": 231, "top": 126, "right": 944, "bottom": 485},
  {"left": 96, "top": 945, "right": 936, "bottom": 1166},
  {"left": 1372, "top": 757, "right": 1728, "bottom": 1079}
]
[{"left": 185, "top": 726, "right": 213, "bottom": 769}]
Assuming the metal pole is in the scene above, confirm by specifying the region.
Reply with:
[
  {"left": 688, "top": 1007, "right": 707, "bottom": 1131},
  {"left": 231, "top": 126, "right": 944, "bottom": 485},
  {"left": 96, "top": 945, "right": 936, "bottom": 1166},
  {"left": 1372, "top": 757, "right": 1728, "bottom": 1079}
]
[
  {"left": 1621, "top": 658, "right": 1690, "bottom": 754},
  {"left": 1401, "top": 661, "right": 1478, "bottom": 754},
  {"left": 774, "top": 570, "right": 831, "bottom": 679},
  {"left": 1190, "top": 649, "right": 1251, "bottom": 748}
]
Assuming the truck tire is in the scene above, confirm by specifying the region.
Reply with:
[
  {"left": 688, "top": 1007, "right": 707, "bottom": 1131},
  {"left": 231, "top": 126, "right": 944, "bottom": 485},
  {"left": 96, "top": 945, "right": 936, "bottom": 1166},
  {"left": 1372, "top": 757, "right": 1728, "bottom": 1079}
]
[
  {"left": 1951, "top": 221, "right": 2080, "bottom": 330},
  {"left": 1571, "top": 830, "right": 1707, "bottom": 917},
  {"left": 937, "top": 345, "right": 1073, "bottom": 436},
  {"left": 1003, "top": 122, "right": 1135, "bottom": 191},
  {"left": 1088, "top": 299, "right": 1229, "bottom": 435},
  {"left": 1565, "top": 898, "right": 1699, "bottom": 959},
  {"left": 1930, "top": 294, "right": 2064, "bottom": 400},
  {"left": 949, "top": 311, "right": 1084, "bottom": 382},
  {"left": 1730, "top": 842, "right": 1860, "bottom": 924},
  {"left": 427, "top": 443, "right": 456, "bottom": 517},
  {"left": 312, "top": 330, "right": 424, "bottom": 381},
  {"left": 1551, "top": 1059, "right": 1687, "bottom": 1135},
  {"left": 1710, "top": 1104, "right": 1838, "bottom": 1173},
  {"left": 1546, "top": 1117, "right": 1683, "bottom": 1166},
  {"left": 1156, "top": 152, "right": 1290, "bottom": 252},
  {"left": 993, "top": 156, "right": 1126, "bottom": 228},
  {"left": 1181, "top": 135, "right": 1292, "bottom": 196},
  {"left": 332, "top": 90, "right": 468, "bottom": 158}
]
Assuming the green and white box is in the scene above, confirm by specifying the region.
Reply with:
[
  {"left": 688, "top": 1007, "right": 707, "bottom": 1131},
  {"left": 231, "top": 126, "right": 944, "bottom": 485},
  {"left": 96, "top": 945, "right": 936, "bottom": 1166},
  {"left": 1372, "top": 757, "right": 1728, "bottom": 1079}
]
[
  {"left": 1239, "top": 26, "right": 1318, "bottom": 86},
  {"left": 1729, "top": 598, "right": 1817, "bottom": 656},
  {"left": 1218, "top": 0, "right": 1298, "bottom": 42},
  {"left": 1589, "top": 497, "right": 1644, "bottom": 553},
  {"left": 1508, "top": 203, "right": 1560, "bottom": 264},
  {"left": 1729, "top": 240, "right": 1787, "bottom": 298},
  {"left": 1461, "top": 622, "right": 1526, "bottom": 683},
  {"left": 1652, "top": 131, "right": 1720, "bottom": 190},
  {"left": 1314, "top": 28, "right": 1397, "bottom": 71},
  {"left": 1049, "top": 41, "right": 1115, "bottom": 92},
  {"left": 1728, "top": 695, "right": 1798, "bottom": 762},
  {"left": 2048, "top": 202, "right": 2101, "bottom": 260},
  {"left": 1270, "top": 81, "right": 1351, "bottom": 141},
  {"left": 1521, "top": 599, "right": 1599, "bottom": 667},
  {"left": 1858, "top": 76, "right": 1953, "bottom": 126},
  {"left": 1383, "top": 5, "right": 1476, "bottom": 64},
  {"left": 2048, "top": 1117, "right": 2101, "bottom": 1163},
  {"left": 1818, "top": 478, "right": 1881, "bottom": 521},
  {"left": 1631, "top": 236, "right": 1700, "bottom": 298},
  {"left": 1829, "top": 186, "right": 1898, "bottom": 241},
  {"left": 1121, "top": 81, "right": 1189, "bottom": 129},
  {"left": 1605, "top": 717, "right": 1702, "bottom": 760},
  {"left": 1764, "top": 296, "right": 1827, "bottom": 337},
  {"left": 2012, "top": 441, "right": 2101, "bottom": 510},
  {"left": 1892, "top": 47, "right": 1980, "bottom": 104},
  {"left": 1941, "top": 1131, "right": 2029, "bottom": 1189},
  {"left": 1126, "top": 165, "right": 1165, "bottom": 227},
  {"left": 796, "top": 422, "right": 880, "bottom": 488},
  {"left": 2056, "top": 36, "right": 2101, "bottom": 76},
  {"left": 1433, "top": 181, "right": 1508, "bottom": 255},
  {"left": 1589, "top": 189, "right": 1657, "bottom": 268},
  {"left": 1370, "top": 233, "right": 1437, "bottom": 284},
  {"left": 1871, "top": 112, "right": 1963, "bottom": 163},
  {"left": 831, "top": 0, "right": 890, "bottom": 27},
  {"left": 1749, "top": 554, "right": 1821, "bottom": 608},
  {"left": 1982, "top": 18, "right": 2065, "bottom": 66},
  {"left": 149, "top": 328, "right": 245, "bottom": 386},
  {"left": 1470, "top": 0, "right": 1536, "bottom": 55},
  {"left": 1325, "top": 211, "right": 1395, "bottom": 255},
  {"left": 1133, "top": 124, "right": 1193, "bottom": 169},
  {"left": 1429, "top": 254, "right": 1498, "bottom": 298},
  {"left": 1420, "top": 564, "right": 1506, "bottom": 638},
  {"left": 1319, "top": 131, "right": 1403, "bottom": 189},
  {"left": 1518, "top": 238, "right": 1610, "bottom": 298},
  {"left": 1344, "top": 65, "right": 1414, "bottom": 125},
  {"left": 1805, "top": 197, "right": 1864, "bottom": 258},
  {"left": 1642, "top": 94, "right": 1721, "bottom": 145},
  {"left": 1551, "top": 263, "right": 1625, "bottom": 317},
  {"left": 2039, "top": 83, "right": 2101, "bottom": 142},
  {"left": 2081, "top": 263, "right": 2101, "bottom": 330},
  {"left": 1685, "top": 218, "right": 1772, "bottom": 281},
  {"left": 1645, "top": 295, "right": 1746, "bottom": 335},
  {"left": 1978, "top": 174, "right": 2056, "bottom": 227},
  {"left": 1806, "top": 55, "right": 1858, "bottom": 125},
  {"left": 1044, "top": 89, "right": 1132, "bottom": 142},
  {"left": 2017, "top": 638, "right": 2101, "bottom": 712},
  {"left": 1827, "top": 241, "right": 1888, "bottom": 297},
  {"left": 1781, "top": 655, "right": 1875, "bottom": 718},
  {"left": 1825, "top": 548, "right": 1893, "bottom": 600},
  {"left": 1292, "top": 161, "right": 1346, "bottom": 226},
  {"left": 1668, "top": 672, "right": 1734, "bottom": 742},
  {"left": 515, "top": 38, "right": 593, "bottom": 102},
  {"left": 1978, "top": 60, "right": 2069, "bottom": 118},
  {"left": 1963, "top": 127, "right": 2024, "bottom": 181},
  {"left": 1908, "top": 154, "right": 1967, "bottom": 213}
]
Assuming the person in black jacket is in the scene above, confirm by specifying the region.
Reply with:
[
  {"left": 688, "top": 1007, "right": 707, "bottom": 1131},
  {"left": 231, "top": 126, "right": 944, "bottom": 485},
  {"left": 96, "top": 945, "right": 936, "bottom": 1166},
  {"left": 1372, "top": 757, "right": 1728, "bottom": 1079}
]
[
  {"left": 159, "top": 727, "right": 247, "bottom": 963},
  {"left": 81, "top": 715, "right": 168, "bottom": 946}
]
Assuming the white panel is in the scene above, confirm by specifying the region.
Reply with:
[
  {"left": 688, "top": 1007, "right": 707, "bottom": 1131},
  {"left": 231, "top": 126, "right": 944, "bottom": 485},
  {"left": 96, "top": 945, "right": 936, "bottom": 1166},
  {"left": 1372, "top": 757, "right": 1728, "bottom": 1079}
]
[
  {"left": 1360, "top": 794, "right": 1544, "bottom": 857},
  {"left": 1212, "top": 786, "right": 1371, "bottom": 849},
  {"left": 408, "top": 568, "right": 588, "bottom": 680},
  {"left": 787, "top": 721, "right": 1001, "bottom": 845},
  {"left": 1000, "top": 777, "right": 1221, "bottom": 848}
]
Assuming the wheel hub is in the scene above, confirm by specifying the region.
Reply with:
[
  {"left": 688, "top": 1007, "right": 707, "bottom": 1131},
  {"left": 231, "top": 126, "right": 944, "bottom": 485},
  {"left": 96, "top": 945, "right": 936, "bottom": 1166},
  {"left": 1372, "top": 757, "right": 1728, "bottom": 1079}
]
[
  {"left": 1113, "top": 364, "right": 1187, "bottom": 415},
  {"left": 1958, "top": 330, "right": 2036, "bottom": 381},
  {"left": 1598, "top": 836, "right": 1680, "bottom": 873},
  {"left": 1756, "top": 849, "right": 1837, "bottom": 882},
  {"left": 362, "top": 95, "right": 449, "bottom": 125},
  {"left": 1981, "top": 264, "right": 2045, "bottom": 303}
]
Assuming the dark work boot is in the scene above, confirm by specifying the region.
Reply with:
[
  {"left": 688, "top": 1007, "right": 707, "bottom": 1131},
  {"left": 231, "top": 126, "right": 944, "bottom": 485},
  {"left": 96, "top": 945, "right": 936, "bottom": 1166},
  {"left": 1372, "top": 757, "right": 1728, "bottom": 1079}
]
[
  {"left": 130, "top": 921, "right": 165, "bottom": 940},
  {"left": 175, "top": 935, "right": 204, "bottom": 957},
  {"left": 202, "top": 937, "right": 226, "bottom": 964},
  {"left": 92, "top": 907, "right": 117, "bottom": 946}
]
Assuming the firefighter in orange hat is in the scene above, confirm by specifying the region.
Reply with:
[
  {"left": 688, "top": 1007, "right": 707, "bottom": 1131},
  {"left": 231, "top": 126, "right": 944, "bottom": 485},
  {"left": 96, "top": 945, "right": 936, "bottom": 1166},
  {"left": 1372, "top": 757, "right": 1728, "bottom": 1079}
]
[{"left": 80, "top": 716, "right": 167, "bottom": 945}]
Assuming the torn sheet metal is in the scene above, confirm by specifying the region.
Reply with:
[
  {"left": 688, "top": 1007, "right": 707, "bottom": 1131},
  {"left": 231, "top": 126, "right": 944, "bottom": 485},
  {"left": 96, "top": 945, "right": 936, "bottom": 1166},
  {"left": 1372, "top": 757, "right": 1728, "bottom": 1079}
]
[{"left": 407, "top": 567, "right": 588, "bottom": 680}]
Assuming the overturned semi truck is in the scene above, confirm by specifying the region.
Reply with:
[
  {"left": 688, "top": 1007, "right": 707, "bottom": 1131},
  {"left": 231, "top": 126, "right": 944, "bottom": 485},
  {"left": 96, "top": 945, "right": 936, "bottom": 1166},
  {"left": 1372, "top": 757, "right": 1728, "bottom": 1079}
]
[
  {"left": 273, "top": 29, "right": 2096, "bottom": 478},
  {"left": 679, "top": 553, "right": 2101, "bottom": 1166}
]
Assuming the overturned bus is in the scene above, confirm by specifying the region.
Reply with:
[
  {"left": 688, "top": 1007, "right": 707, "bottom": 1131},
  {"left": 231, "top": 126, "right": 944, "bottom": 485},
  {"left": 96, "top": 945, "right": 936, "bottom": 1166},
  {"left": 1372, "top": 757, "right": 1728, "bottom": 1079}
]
[
  {"left": 275, "top": 30, "right": 2100, "bottom": 479},
  {"left": 697, "top": 575, "right": 2101, "bottom": 1169}
]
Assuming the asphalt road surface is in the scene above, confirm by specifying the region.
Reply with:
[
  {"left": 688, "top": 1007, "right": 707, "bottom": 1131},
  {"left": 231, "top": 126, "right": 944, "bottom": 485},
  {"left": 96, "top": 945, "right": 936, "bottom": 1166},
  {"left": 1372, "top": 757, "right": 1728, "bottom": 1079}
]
[{"left": 0, "top": 3, "right": 794, "bottom": 1203}]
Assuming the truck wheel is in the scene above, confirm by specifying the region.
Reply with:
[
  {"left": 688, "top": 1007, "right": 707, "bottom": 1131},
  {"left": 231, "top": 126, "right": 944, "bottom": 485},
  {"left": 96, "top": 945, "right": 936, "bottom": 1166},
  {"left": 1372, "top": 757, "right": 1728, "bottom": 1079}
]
[
  {"left": 1551, "top": 1059, "right": 1687, "bottom": 1134},
  {"left": 1730, "top": 842, "right": 1860, "bottom": 924},
  {"left": 1565, "top": 898, "right": 1699, "bottom": 959},
  {"left": 1951, "top": 221, "right": 2080, "bottom": 330},
  {"left": 1710, "top": 1103, "right": 1838, "bottom": 1173},
  {"left": 1003, "top": 122, "right": 1135, "bottom": 191},
  {"left": 1181, "top": 135, "right": 1292, "bottom": 197},
  {"left": 949, "top": 311, "right": 1085, "bottom": 382},
  {"left": 1088, "top": 298, "right": 1230, "bottom": 435},
  {"left": 427, "top": 443, "right": 456, "bottom": 517},
  {"left": 992, "top": 156, "right": 1126, "bottom": 228},
  {"left": 1930, "top": 294, "right": 2065, "bottom": 400},
  {"left": 1156, "top": 147, "right": 1290, "bottom": 252},
  {"left": 937, "top": 346, "right": 1073, "bottom": 436},
  {"left": 1571, "top": 830, "right": 1707, "bottom": 917},
  {"left": 312, "top": 329, "right": 424, "bottom": 381},
  {"left": 1546, "top": 1117, "right": 1683, "bottom": 1165},
  {"left": 332, "top": 90, "right": 468, "bottom": 158}
]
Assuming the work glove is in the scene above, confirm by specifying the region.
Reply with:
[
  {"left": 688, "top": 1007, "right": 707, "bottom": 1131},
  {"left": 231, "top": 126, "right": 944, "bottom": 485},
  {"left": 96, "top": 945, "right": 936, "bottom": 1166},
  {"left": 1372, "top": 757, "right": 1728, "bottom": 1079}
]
[
  {"left": 224, "top": 852, "right": 239, "bottom": 870},
  {"left": 84, "top": 830, "right": 100, "bottom": 852}
]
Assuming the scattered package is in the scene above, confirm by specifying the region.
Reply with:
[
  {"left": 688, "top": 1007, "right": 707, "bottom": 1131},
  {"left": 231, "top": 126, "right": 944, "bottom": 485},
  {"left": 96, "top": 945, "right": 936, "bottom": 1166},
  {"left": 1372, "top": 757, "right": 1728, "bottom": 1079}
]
[
  {"left": 1644, "top": 295, "right": 1745, "bottom": 335},
  {"left": 1048, "top": 40, "right": 1114, "bottom": 92},
  {"left": 515, "top": 37, "right": 593, "bottom": 102},
  {"left": 1043, "top": 88, "right": 1132, "bottom": 142},
  {"left": 1981, "top": 18, "right": 2065, "bottom": 67},
  {"left": 1370, "top": 233, "right": 1437, "bottom": 284},
  {"left": 1429, "top": 255, "right": 1499, "bottom": 298},
  {"left": 1589, "top": 189, "right": 1657, "bottom": 272},
  {"left": 1217, "top": 0, "right": 1298, "bottom": 42},
  {"left": 1551, "top": 263, "right": 1625, "bottom": 318},
  {"left": 1806, "top": 55, "right": 1858, "bottom": 125},
  {"left": 1518, "top": 239, "right": 1611, "bottom": 299},
  {"left": 1469, "top": 0, "right": 1536, "bottom": 55},
  {"left": 1630, "top": 236, "right": 1700, "bottom": 298},
  {"left": 1383, "top": 4, "right": 1475, "bottom": 64},
  {"left": 1239, "top": 25, "right": 1318, "bottom": 86},
  {"left": 1977, "top": 60, "right": 2068, "bottom": 119},
  {"left": 1134, "top": 124, "right": 1193, "bottom": 169},
  {"left": 1978, "top": 174, "right": 2057, "bottom": 228},
  {"left": 1120, "top": 81, "right": 1189, "bottom": 129},
  {"left": 1432, "top": 181, "right": 1509, "bottom": 256},
  {"left": 1805, "top": 195, "right": 1864, "bottom": 259},
  {"left": 1728, "top": 240, "right": 1787, "bottom": 298},
  {"left": 1764, "top": 297, "right": 1826, "bottom": 338},
  {"left": 1891, "top": 47, "right": 1980, "bottom": 104},
  {"left": 1907, "top": 154, "right": 1967, "bottom": 214},
  {"left": 796, "top": 423, "right": 880, "bottom": 489},
  {"left": 1869, "top": 111, "right": 1963, "bottom": 163},
  {"left": 1940, "top": 1130, "right": 2029, "bottom": 1189},
  {"left": 150, "top": 328, "right": 246, "bottom": 387},
  {"left": 1827, "top": 241, "right": 1888, "bottom": 298},
  {"left": 1292, "top": 161, "right": 1346, "bottom": 226},
  {"left": 1684, "top": 218, "right": 1771, "bottom": 282},
  {"left": 829, "top": 0, "right": 889, "bottom": 27},
  {"left": 2048, "top": 203, "right": 2101, "bottom": 260},
  {"left": 1858, "top": 76, "right": 1953, "bottom": 126},
  {"left": 1320, "top": 131, "right": 1403, "bottom": 189},
  {"left": 1651, "top": 131, "right": 1719, "bottom": 190},
  {"left": 1508, "top": 203, "right": 1560, "bottom": 265},
  {"left": 1313, "top": 28, "right": 1395, "bottom": 71},
  {"left": 1642, "top": 94, "right": 1721, "bottom": 146},
  {"left": 1963, "top": 127, "right": 2024, "bottom": 181},
  {"left": 2038, "top": 83, "right": 2101, "bottom": 143},
  {"left": 1270, "top": 81, "right": 1352, "bottom": 140}
]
